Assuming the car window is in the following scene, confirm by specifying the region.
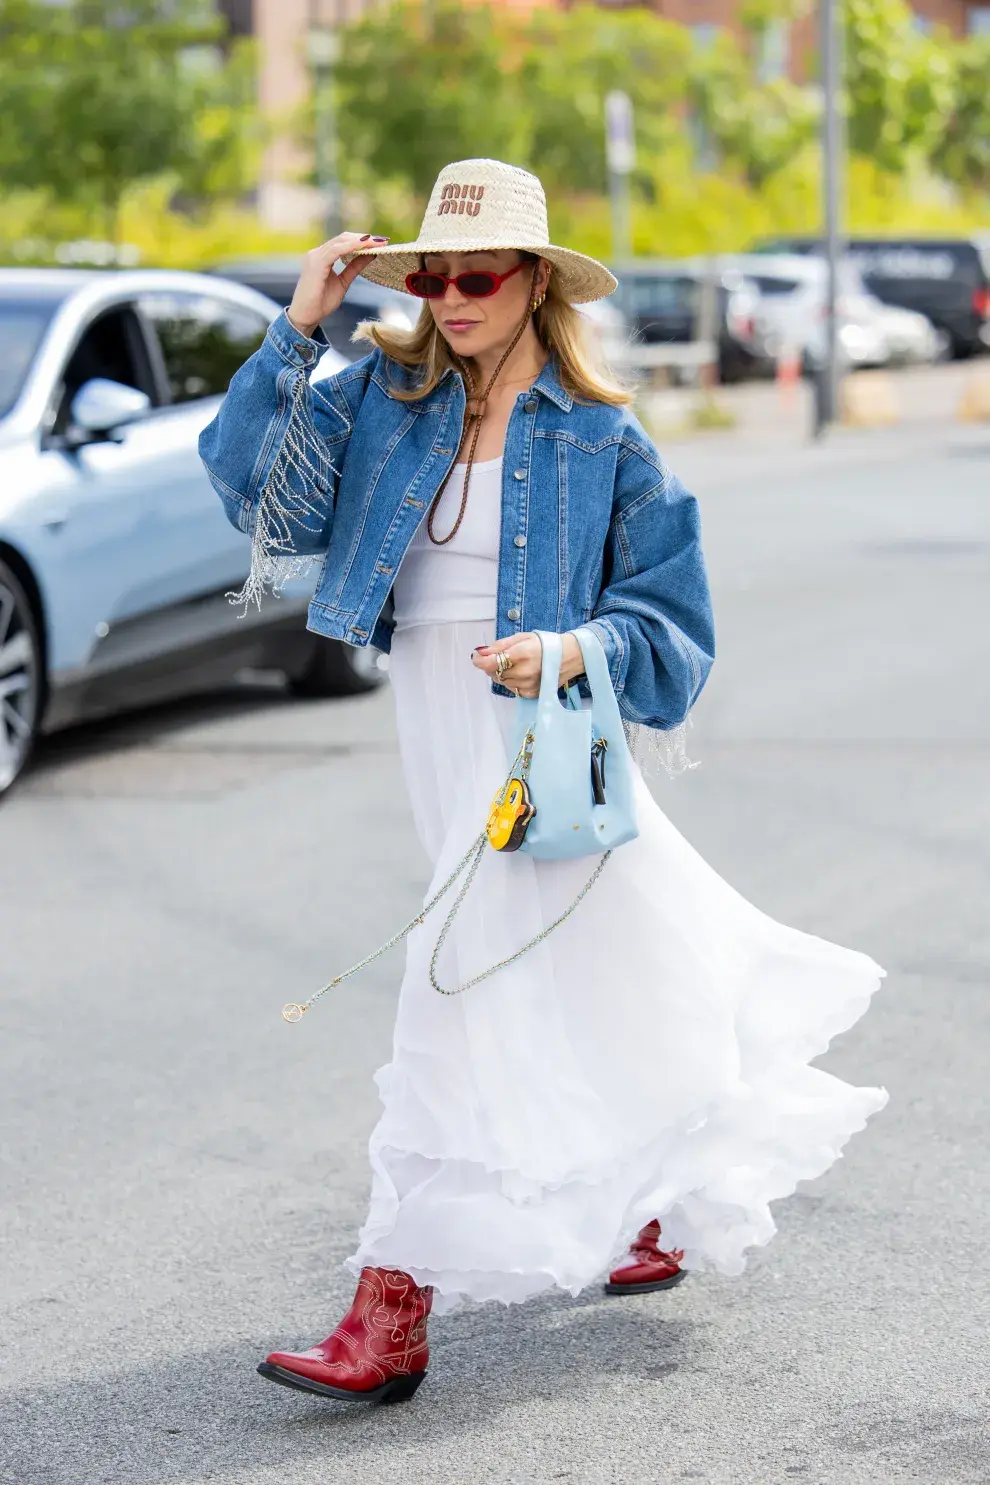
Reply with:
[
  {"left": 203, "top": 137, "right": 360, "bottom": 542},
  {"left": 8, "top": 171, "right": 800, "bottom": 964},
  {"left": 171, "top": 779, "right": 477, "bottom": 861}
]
[
  {"left": 140, "top": 293, "right": 270, "bottom": 403},
  {"left": 751, "top": 276, "right": 802, "bottom": 296},
  {"left": 619, "top": 277, "right": 698, "bottom": 317},
  {"left": 752, "top": 240, "right": 813, "bottom": 255},
  {"left": 54, "top": 305, "right": 154, "bottom": 436},
  {"left": 0, "top": 301, "right": 57, "bottom": 419}
]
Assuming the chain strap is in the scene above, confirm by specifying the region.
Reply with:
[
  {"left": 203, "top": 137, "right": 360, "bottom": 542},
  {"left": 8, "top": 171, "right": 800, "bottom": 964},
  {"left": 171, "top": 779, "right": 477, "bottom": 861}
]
[
  {"left": 428, "top": 848, "right": 612, "bottom": 996},
  {"left": 281, "top": 830, "right": 489, "bottom": 1023},
  {"left": 282, "top": 729, "right": 612, "bottom": 1019},
  {"left": 514, "top": 728, "right": 534, "bottom": 782}
]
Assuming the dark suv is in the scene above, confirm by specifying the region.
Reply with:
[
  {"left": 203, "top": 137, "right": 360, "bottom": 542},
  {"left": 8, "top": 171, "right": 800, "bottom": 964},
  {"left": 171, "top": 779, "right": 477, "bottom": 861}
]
[{"left": 754, "top": 236, "right": 990, "bottom": 358}]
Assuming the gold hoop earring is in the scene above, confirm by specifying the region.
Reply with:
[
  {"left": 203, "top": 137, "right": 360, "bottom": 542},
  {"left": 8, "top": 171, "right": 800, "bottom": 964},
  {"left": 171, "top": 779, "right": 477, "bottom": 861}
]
[{"left": 530, "top": 292, "right": 546, "bottom": 313}]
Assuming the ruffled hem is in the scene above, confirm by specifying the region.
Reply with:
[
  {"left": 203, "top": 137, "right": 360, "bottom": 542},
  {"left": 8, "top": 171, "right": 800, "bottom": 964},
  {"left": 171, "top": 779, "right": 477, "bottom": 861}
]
[{"left": 346, "top": 977, "right": 887, "bottom": 1314}]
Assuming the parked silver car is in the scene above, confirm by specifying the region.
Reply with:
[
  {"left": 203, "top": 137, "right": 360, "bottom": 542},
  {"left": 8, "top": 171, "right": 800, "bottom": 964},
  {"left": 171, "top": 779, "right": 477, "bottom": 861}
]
[
  {"left": 0, "top": 268, "right": 379, "bottom": 797},
  {"left": 731, "top": 255, "right": 893, "bottom": 371}
]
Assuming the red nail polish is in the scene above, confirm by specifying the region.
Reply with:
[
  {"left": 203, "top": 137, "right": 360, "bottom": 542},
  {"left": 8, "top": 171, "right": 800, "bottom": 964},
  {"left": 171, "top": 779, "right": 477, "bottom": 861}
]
[
  {"left": 372, "top": 236, "right": 389, "bottom": 243},
  {"left": 359, "top": 234, "right": 372, "bottom": 241}
]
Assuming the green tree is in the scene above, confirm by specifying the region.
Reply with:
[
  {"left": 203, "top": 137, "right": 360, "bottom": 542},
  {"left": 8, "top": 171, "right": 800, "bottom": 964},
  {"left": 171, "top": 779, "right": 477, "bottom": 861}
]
[
  {"left": 843, "top": 0, "right": 954, "bottom": 173},
  {"left": 689, "top": 33, "right": 818, "bottom": 188},
  {"left": 334, "top": 0, "right": 526, "bottom": 201},
  {"left": 931, "top": 36, "right": 990, "bottom": 193},
  {"left": 334, "top": 1, "right": 691, "bottom": 206},
  {"left": 178, "top": 39, "right": 265, "bottom": 209},
  {"left": 0, "top": 0, "right": 254, "bottom": 241},
  {"left": 517, "top": 6, "right": 692, "bottom": 195}
]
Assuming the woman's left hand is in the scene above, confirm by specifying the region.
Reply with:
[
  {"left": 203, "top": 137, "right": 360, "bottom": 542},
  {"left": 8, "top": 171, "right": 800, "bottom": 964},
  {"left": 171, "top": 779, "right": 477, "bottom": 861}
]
[{"left": 471, "top": 631, "right": 585, "bottom": 697}]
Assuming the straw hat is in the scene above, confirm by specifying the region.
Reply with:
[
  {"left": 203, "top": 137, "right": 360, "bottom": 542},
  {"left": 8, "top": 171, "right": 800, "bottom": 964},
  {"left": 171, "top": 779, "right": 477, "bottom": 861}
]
[{"left": 344, "top": 158, "right": 617, "bottom": 305}]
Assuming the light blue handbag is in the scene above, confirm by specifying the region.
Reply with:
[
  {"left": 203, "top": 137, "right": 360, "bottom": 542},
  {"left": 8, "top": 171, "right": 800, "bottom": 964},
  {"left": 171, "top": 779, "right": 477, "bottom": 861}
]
[
  {"left": 283, "top": 627, "right": 639, "bottom": 1021},
  {"left": 508, "top": 627, "right": 639, "bottom": 860}
]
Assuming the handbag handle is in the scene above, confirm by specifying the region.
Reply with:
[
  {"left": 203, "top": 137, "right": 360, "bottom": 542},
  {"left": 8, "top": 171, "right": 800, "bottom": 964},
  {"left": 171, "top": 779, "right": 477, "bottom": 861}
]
[
  {"left": 533, "top": 629, "right": 564, "bottom": 712},
  {"left": 572, "top": 626, "right": 626, "bottom": 750},
  {"left": 530, "top": 627, "right": 625, "bottom": 750}
]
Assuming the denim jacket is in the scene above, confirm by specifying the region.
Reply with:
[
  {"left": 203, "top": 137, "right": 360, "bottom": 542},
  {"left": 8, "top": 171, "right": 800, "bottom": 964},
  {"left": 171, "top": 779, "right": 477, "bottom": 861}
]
[{"left": 199, "top": 308, "right": 714, "bottom": 728}]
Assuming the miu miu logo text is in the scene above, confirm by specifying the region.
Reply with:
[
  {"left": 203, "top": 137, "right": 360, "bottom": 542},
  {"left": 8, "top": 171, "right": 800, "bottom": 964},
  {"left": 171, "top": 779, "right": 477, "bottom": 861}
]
[{"left": 437, "top": 183, "right": 484, "bottom": 217}]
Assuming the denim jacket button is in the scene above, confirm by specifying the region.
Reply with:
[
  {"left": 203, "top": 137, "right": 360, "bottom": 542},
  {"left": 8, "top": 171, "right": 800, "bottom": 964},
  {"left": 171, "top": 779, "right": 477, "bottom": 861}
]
[
  {"left": 524, "top": 399, "right": 538, "bottom": 413},
  {"left": 507, "top": 607, "right": 521, "bottom": 622},
  {"left": 513, "top": 468, "right": 526, "bottom": 481},
  {"left": 514, "top": 534, "right": 527, "bottom": 548}
]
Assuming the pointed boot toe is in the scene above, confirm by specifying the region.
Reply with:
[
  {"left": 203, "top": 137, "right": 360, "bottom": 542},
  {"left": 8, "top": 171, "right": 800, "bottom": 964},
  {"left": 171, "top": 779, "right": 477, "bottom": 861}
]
[{"left": 258, "top": 1268, "right": 432, "bottom": 1404}]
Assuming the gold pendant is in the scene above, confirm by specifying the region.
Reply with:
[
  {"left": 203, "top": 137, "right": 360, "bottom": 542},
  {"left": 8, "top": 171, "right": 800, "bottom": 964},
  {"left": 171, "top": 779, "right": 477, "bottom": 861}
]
[{"left": 282, "top": 1002, "right": 305, "bottom": 1024}]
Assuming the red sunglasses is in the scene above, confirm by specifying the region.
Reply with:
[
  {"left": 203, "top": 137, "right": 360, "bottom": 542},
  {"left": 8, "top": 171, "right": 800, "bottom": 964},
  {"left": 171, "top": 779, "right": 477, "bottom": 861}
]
[{"left": 404, "top": 261, "right": 528, "bottom": 300}]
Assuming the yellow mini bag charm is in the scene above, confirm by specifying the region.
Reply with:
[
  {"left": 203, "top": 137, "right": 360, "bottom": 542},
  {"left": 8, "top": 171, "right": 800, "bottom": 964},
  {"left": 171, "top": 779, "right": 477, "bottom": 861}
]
[
  {"left": 486, "top": 776, "right": 535, "bottom": 852},
  {"left": 485, "top": 731, "right": 536, "bottom": 851}
]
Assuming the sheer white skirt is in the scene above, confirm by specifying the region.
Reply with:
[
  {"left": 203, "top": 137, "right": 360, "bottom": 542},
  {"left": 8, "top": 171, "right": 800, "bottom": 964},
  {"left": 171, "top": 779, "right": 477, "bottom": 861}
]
[{"left": 346, "top": 622, "right": 887, "bottom": 1313}]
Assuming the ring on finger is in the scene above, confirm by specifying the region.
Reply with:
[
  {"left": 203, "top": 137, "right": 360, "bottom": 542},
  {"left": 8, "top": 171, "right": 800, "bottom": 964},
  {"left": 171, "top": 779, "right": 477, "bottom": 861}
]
[{"left": 494, "top": 651, "right": 514, "bottom": 680}]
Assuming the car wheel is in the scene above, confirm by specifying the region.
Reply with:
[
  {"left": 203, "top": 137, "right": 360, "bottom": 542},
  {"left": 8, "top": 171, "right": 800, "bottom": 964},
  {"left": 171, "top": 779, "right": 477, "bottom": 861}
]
[
  {"left": 288, "top": 637, "right": 384, "bottom": 698},
  {"left": 0, "top": 557, "right": 43, "bottom": 798}
]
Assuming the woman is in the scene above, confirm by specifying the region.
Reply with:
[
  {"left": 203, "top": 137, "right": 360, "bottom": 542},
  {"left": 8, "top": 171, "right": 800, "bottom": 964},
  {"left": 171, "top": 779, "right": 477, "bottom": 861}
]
[{"left": 200, "top": 159, "right": 887, "bottom": 1406}]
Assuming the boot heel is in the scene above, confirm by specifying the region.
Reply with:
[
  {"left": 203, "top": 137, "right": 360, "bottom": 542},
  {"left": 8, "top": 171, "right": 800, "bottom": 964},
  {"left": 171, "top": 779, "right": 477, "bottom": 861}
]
[{"left": 379, "top": 1370, "right": 426, "bottom": 1405}]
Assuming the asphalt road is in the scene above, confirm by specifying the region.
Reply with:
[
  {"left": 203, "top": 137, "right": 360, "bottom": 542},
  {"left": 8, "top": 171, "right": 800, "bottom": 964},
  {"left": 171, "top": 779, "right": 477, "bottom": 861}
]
[{"left": 2, "top": 423, "right": 989, "bottom": 1485}]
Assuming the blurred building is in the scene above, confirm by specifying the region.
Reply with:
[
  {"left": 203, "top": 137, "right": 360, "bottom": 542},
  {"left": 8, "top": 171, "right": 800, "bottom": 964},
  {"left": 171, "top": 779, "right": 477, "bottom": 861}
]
[
  {"left": 217, "top": 0, "right": 360, "bottom": 227},
  {"left": 219, "top": 0, "right": 990, "bottom": 230}
]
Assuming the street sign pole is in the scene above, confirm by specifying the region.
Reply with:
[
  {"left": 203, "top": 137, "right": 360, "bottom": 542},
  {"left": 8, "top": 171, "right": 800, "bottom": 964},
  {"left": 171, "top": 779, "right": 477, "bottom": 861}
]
[
  {"left": 605, "top": 91, "right": 634, "bottom": 266},
  {"left": 308, "top": 26, "right": 342, "bottom": 240},
  {"left": 816, "top": 0, "right": 843, "bottom": 437}
]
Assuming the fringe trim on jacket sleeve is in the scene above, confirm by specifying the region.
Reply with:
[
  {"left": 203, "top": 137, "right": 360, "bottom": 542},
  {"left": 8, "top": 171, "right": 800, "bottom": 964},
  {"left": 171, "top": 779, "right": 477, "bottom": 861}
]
[
  {"left": 623, "top": 719, "right": 698, "bottom": 778},
  {"left": 228, "top": 373, "right": 339, "bottom": 611}
]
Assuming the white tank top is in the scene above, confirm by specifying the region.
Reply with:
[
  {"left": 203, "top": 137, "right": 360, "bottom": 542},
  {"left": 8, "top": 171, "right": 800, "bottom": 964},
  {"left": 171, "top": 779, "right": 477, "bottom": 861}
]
[{"left": 392, "top": 457, "right": 502, "bottom": 631}]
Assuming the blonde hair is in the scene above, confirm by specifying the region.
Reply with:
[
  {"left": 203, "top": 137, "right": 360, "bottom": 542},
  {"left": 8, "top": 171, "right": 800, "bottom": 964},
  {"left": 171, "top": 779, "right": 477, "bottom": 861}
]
[{"left": 355, "top": 257, "right": 631, "bottom": 408}]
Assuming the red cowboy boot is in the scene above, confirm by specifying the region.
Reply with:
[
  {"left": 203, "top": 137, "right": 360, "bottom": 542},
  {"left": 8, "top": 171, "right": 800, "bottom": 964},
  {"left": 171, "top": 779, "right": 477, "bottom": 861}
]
[
  {"left": 258, "top": 1267, "right": 432, "bottom": 1404},
  {"left": 605, "top": 1219, "right": 686, "bottom": 1296}
]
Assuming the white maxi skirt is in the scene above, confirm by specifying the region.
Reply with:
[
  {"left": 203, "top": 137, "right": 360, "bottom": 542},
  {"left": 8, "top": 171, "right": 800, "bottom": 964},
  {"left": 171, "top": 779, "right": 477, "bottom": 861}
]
[{"left": 346, "top": 621, "right": 887, "bottom": 1313}]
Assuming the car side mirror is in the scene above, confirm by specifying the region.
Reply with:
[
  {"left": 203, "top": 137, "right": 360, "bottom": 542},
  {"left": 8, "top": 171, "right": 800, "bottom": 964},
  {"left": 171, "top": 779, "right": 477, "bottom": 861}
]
[{"left": 70, "top": 378, "right": 151, "bottom": 437}]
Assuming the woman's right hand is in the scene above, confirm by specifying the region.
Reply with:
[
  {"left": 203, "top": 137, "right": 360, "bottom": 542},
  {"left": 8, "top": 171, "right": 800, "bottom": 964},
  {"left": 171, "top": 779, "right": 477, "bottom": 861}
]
[{"left": 286, "top": 230, "right": 390, "bottom": 338}]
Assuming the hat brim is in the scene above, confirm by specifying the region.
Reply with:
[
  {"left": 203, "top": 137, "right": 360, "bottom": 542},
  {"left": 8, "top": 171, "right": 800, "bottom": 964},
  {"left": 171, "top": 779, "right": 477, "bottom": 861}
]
[{"left": 342, "top": 240, "right": 617, "bottom": 305}]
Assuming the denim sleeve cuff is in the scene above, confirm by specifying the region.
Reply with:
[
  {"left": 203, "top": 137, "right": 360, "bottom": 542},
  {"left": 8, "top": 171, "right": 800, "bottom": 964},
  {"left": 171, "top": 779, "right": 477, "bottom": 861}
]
[
  {"left": 266, "top": 308, "right": 331, "bottom": 369},
  {"left": 586, "top": 617, "right": 624, "bottom": 694}
]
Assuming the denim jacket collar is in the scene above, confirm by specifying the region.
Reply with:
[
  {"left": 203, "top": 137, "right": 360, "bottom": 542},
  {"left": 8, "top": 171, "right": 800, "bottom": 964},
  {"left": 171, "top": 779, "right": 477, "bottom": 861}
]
[
  {"left": 531, "top": 357, "right": 573, "bottom": 412},
  {"left": 437, "top": 355, "right": 572, "bottom": 413}
]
